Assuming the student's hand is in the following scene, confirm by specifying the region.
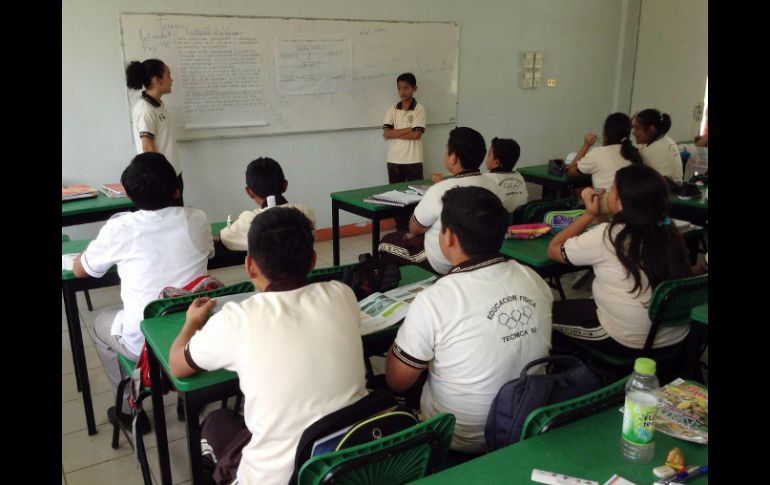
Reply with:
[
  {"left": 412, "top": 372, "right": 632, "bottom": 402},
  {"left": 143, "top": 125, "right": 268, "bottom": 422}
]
[
  {"left": 584, "top": 133, "right": 598, "bottom": 146},
  {"left": 431, "top": 173, "right": 444, "bottom": 183},
  {"left": 580, "top": 187, "right": 602, "bottom": 216},
  {"left": 185, "top": 297, "right": 216, "bottom": 329}
]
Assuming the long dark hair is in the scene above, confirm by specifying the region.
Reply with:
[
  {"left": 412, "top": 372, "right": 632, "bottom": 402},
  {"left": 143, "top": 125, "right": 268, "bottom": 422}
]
[
  {"left": 608, "top": 164, "right": 691, "bottom": 295},
  {"left": 125, "top": 59, "right": 166, "bottom": 90},
  {"left": 604, "top": 112, "right": 642, "bottom": 164},
  {"left": 635, "top": 108, "right": 672, "bottom": 142}
]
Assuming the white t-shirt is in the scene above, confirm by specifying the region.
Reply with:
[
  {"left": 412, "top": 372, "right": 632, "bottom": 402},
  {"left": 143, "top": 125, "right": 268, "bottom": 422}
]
[
  {"left": 393, "top": 257, "right": 553, "bottom": 452},
  {"left": 413, "top": 173, "right": 497, "bottom": 274},
  {"left": 639, "top": 136, "right": 683, "bottom": 184},
  {"left": 576, "top": 145, "right": 632, "bottom": 190},
  {"left": 383, "top": 100, "right": 426, "bottom": 164},
  {"left": 220, "top": 203, "right": 316, "bottom": 252},
  {"left": 80, "top": 207, "right": 214, "bottom": 355},
  {"left": 132, "top": 93, "right": 181, "bottom": 175},
  {"left": 562, "top": 222, "right": 689, "bottom": 348},
  {"left": 186, "top": 281, "right": 368, "bottom": 484},
  {"left": 483, "top": 171, "right": 529, "bottom": 212}
]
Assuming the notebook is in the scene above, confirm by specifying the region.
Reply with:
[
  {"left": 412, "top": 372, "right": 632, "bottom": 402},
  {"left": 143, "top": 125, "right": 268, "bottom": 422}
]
[
  {"left": 363, "top": 190, "right": 422, "bottom": 207},
  {"left": 62, "top": 184, "right": 98, "bottom": 201},
  {"left": 100, "top": 183, "right": 127, "bottom": 198}
]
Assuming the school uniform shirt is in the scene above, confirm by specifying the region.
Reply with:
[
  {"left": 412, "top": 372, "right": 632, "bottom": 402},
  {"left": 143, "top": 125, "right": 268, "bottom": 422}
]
[
  {"left": 575, "top": 145, "right": 632, "bottom": 190},
  {"left": 392, "top": 256, "right": 553, "bottom": 453},
  {"left": 483, "top": 170, "right": 529, "bottom": 212},
  {"left": 382, "top": 99, "right": 426, "bottom": 164},
  {"left": 639, "top": 135, "right": 683, "bottom": 184},
  {"left": 80, "top": 207, "right": 214, "bottom": 355},
  {"left": 561, "top": 222, "right": 689, "bottom": 348},
  {"left": 185, "top": 281, "right": 368, "bottom": 485},
  {"left": 132, "top": 92, "right": 181, "bottom": 175},
  {"left": 219, "top": 203, "right": 316, "bottom": 252},
  {"left": 412, "top": 172, "right": 497, "bottom": 274}
]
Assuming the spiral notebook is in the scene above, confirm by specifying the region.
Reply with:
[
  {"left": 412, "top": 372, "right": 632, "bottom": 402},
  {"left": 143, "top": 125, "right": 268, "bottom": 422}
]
[{"left": 363, "top": 190, "right": 422, "bottom": 207}]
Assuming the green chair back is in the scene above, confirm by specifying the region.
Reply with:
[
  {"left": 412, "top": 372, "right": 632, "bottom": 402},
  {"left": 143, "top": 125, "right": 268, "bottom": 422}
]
[
  {"left": 62, "top": 234, "right": 71, "bottom": 242},
  {"left": 522, "top": 196, "right": 578, "bottom": 224},
  {"left": 520, "top": 376, "right": 628, "bottom": 442},
  {"left": 143, "top": 280, "right": 255, "bottom": 319},
  {"left": 298, "top": 413, "right": 455, "bottom": 485},
  {"left": 307, "top": 263, "right": 358, "bottom": 284},
  {"left": 644, "top": 274, "right": 708, "bottom": 351}
]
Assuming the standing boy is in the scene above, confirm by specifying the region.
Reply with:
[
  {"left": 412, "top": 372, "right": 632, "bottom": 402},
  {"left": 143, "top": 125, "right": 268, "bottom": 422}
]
[{"left": 73, "top": 153, "right": 214, "bottom": 430}]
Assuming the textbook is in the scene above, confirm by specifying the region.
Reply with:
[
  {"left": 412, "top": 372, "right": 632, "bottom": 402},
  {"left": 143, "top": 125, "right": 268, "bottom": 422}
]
[
  {"left": 358, "top": 276, "right": 436, "bottom": 335},
  {"left": 363, "top": 190, "right": 422, "bottom": 207},
  {"left": 62, "top": 184, "right": 98, "bottom": 201},
  {"left": 100, "top": 183, "right": 127, "bottom": 198}
]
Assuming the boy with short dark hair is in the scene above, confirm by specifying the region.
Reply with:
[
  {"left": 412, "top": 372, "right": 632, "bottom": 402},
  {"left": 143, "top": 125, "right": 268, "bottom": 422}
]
[
  {"left": 386, "top": 186, "right": 553, "bottom": 454},
  {"left": 73, "top": 152, "right": 214, "bottom": 429},
  {"left": 483, "top": 137, "right": 528, "bottom": 212},
  {"left": 169, "top": 207, "right": 368, "bottom": 484},
  {"left": 219, "top": 157, "right": 316, "bottom": 251}
]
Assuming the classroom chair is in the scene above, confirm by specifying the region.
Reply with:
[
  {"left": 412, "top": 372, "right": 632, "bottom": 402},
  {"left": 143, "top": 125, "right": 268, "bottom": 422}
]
[
  {"left": 63, "top": 234, "right": 94, "bottom": 311},
  {"left": 110, "top": 280, "right": 255, "bottom": 484},
  {"left": 297, "top": 412, "right": 456, "bottom": 485},
  {"left": 571, "top": 275, "right": 708, "bottom": 384},
  {"left": 520, "top": 376, "right": 628, "bottom": 442}
]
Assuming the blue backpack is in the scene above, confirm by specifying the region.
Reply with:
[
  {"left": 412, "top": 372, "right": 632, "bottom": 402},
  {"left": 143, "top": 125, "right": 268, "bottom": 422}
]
[{"left": 484, "top": 355, "right": 603, "bottom": 451}]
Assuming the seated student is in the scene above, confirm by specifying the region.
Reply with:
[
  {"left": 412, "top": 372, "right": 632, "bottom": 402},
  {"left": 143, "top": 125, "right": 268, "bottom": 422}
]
[
  {"left": 546, "top": 164, "right": 692, "bottom": 356},
  {"left": 567, "top": 113, "right": 642, "bottom": 190},
  {"left": 73, "top": 153, "right": 214, "bottom": 430},
  {"left": 219, "top": 157, "right": 316, "bottom": 251},
  {"left": 169, "top": 207, "right": 368, "bottom": 484},
  {"left": 632, "top": 108, "right": 684, "bottom": 185},
  {"left": 379, "top": 126, "right": 497, "bottom": 274},
  {"left": 385, "top": 186, "right": 553, "bottom": 454},
  {"left": 482, "top": 137, "right": 528, "bottom": 212}
]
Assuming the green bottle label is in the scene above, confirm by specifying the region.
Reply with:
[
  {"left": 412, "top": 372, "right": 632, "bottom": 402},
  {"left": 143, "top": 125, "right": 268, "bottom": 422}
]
[{"left": 622, "top": 397, "right": 656, "bottom": 445}]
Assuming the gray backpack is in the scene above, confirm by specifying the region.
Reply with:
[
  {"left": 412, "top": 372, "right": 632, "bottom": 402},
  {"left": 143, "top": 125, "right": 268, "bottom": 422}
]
[{"left": 484, "top": 355, "right": 603, "bottom": 451}]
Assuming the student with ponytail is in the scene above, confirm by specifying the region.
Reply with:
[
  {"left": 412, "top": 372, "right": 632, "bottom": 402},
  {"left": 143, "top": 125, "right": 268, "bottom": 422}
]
[
  {"left": 566, "top": 112, "right": 642, "bottom": 190},
  {"left": 547, "top": 164, "right": 692, "bottom": 355},
  {"left": 632, "top": 108, "right": 684, "bottom": 185},
  {"left": 125, "top": 59, "right": 184, "bottom": 203}
]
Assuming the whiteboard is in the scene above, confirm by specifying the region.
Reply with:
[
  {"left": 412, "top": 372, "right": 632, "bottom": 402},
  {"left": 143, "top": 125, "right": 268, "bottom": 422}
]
[{"left": 120, "top": 13, "right": 459, "bottom": 140}]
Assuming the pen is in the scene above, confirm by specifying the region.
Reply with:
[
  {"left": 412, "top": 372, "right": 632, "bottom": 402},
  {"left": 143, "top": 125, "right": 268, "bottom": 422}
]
[
  {"left": 676, "top": 464, "right": 707, "bottom": 483},
  {"left": 663, "top": 465, "right": 707, "bottom": 484}
]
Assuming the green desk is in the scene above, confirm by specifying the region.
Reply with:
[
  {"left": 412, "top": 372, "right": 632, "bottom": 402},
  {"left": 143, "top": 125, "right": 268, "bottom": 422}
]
[
  {"left": 414, "top": 407, "right": 708, "bottom": 484},
  {"left": 517, "top": 164, "right": 592, "bottom": 199},
  {"left": 330, "top": 179, "right": 432, "bottom": 265},
  {"left": 62, "top": 192, "right": 135, "bottom": 227},
  {"left": 670, "top": 190, "right": 708, "bottom": 226},
  {"left": 691, "top": 304, "right": 708, "bottom": 325},
  {"left": 144, "top": 265, "right": 435, "bottom": 485}
]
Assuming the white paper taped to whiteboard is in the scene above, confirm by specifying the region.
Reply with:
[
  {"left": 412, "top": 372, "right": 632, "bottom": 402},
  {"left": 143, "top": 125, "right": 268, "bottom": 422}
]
[{"left": 185, "top": 121, "right": 268, "bottom": 130}]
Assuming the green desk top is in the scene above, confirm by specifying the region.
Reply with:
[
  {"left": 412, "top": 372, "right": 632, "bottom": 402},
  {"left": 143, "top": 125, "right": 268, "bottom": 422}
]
[
  {"left": 499, "top": 235, "right": 556, "bottom": 268},
  {"left": 518, "top": 164, "right": 592, "bottom": 185},
  {"left": 414, "top": 407, "right": 708, "bottom": 484},
  {"left": 62, "top": 239, "right": 118, "bottom": 281},
  {"left": 211, "top": 221, "right": 226, "bottom": 237},
  {"left": 670, "top": 192, "right": 708, "bottom": 209},
  {"left": 331, "top": 179, "right": 432, "bottom": 211},
  {"left": 141, "top": 265, "right": 436, "bottom": 392},
  {"left": 61, "top": 192, "right": 134, "bottom": 216},
  {"left": 691, "top": 304, "right": 708, "bottom": 325}
]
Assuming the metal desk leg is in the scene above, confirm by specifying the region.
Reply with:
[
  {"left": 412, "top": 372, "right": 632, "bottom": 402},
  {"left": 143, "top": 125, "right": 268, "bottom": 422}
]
[
  {"left": 371, "top": 215, "right": 381, "bottom": 257},
  {"left": 62, "top": 286, "right": 82, "bottom": 391},
  {"left": 332, "top": 199, "right": 340, "bottom": 266},
  {"left": 183, "top": 393, "right": 206, "bottom": 484},
  {"left": 148, "top": 349, "right": 173, "bottom": 485},
  {"left": 64, "top": 285, "right": 97, "bottom": 435}
]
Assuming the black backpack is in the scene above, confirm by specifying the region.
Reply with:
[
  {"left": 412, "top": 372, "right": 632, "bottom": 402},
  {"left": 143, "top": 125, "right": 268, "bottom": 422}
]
[
  {"left": 484, "top": 355, "right": 603, "bottom": 451},
  {"left": 342, "top": 253, "right": 401, "bottom": 301}
]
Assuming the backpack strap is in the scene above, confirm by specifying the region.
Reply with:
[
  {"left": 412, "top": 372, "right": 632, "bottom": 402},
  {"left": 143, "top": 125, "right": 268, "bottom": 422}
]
[{"left": 520, "top": 355, "right": 584, "bottom": 378}]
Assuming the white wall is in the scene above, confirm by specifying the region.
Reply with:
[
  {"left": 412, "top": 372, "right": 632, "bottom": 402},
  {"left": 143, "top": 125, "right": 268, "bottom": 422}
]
[
  {"left": 63, "top": 0, "right": 640, "bottom": 239},
  {"left": 631, "top": 0, "right": 708, "bottom": 142}
]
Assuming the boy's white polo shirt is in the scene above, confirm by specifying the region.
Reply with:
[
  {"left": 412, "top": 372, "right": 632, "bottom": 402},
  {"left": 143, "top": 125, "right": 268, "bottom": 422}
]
[
  {"left": 483, "top": 171, "right": 529, "bottom": 212},
  {"left": 576, "top": 144, "right": 632, "bottom": 190},
  {"left": 79, "top": 207, "right": 214, "bottom": 355},
  {"left": 392, "top": 257, "right": 553, "bottom": 452},
  {"left": 220, "top": 203, "right": 316, "bottom": 251},
  {"left": 132, "top": 92, "right": 181, "bottom": 175},
  {"left": 383, "top": 99, "right": 426, "bottom": 164},
  {"left": 185, "top": 281, "right": 368, "bottom": 484},
  {"left": 639, "top": 135, "right": 683, "bottom": 184}
]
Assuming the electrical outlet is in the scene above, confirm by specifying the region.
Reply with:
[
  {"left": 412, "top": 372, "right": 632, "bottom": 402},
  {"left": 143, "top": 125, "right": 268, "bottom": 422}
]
[
  {"left": 546, "top": 79, "right": 557, "bottom": 87},
  {"left": 693, "top": 103, "right": 703, "bottom": 120},
  {"left": 521, "top": 77, "right": 533, "bottom": 88},
  {"left": 533, "top": 78, "right": 541, "bottom": 88}
]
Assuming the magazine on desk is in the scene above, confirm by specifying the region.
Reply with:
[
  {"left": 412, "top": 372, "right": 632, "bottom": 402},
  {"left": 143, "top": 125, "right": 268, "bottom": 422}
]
[
  {"left": 100, "top": 183, "right": 127, "bottom": 198},
  {"left": 358, "top": 276, "right": 436, "bottom": 335},
  {"left": 62, "top": 184, "right": 98, "bottom": 201},
  {"left": 655, "top": 378, "right": 708, "bottom": 444}
]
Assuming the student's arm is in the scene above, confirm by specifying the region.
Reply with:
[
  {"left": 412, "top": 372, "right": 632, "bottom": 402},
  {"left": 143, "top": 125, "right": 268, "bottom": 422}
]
[
  {"left": 140, "top": 135, "right": 157, "bottom": 153},
  {"left": 169, "top": 297, "right": 217, "bottom": 378},
  {"left": 547, "top": 187, "right": 601, "bottom": 263},
  {"left": 408, "top": 214, "right": 429, "bottom": 235},
  {"left": 385, "top": 344, "right": 424, "bottom": 392},
  {"left": 383, "top": 127, "right": 414, "bottom": 139},
  {"left": 397, "top": 131, "right": 423, "bottom": 140},
  {"left": 72, "top": 254, "right": 89, "bottom": 278},
  {"left": 567, "top": 133, "right": 597, "bottom": 177}
]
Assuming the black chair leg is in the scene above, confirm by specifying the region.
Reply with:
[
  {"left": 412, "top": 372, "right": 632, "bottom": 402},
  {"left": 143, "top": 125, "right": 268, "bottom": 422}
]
[
  {"left": 234, "top": 393, "right": 244, "bottom": 414},
  {"left": 550, "top": 276, "right": 567, "bottom": 301},
  {"left": 112, "top": 376, "right": 131, "bottom": 449},
  {"left": 84, "top": 289, "right": 94, "bottom": 311},
  {"left": 134, "top": 393, "right": 153, "bottom": 485}
]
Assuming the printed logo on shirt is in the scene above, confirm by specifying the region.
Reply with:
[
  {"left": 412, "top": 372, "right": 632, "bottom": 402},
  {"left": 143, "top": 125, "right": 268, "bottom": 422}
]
[
  {"left": 159, "top": 113, "right": 166, "bottom": 121},
  {"left": 487, "top": 294, "right": 538, "bottom": 342},
  {"left": 498, "top": 177, "right": 525, "bottom": 196},
  {"left": 407, "top": 114, "right": 413, "bottom": 124}
]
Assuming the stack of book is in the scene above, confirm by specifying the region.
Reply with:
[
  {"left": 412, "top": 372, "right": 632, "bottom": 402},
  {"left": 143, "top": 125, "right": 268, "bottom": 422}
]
[
  {"left": 100, "top": 183, "right": 127, "bottom": 198},
  {"left": 62, "top": 184, "right": 98, "bottom": 201},
  {"left": 363, "top": 190, "right": 422, "bottom": 207}
]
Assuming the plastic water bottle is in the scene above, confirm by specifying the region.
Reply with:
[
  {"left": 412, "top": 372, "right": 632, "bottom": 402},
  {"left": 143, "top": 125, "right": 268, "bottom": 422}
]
[{"left": 620, "top": 357, "right": 659, "bottom": 463}]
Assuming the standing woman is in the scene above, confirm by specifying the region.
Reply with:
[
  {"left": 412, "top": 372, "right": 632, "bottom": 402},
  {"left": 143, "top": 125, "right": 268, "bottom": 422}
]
[
  {"left": 632, "top": 109, "right": 683, "bottom": 186},
  {"left": 125, "top": 59, "right": 184, "bottom": 204}
]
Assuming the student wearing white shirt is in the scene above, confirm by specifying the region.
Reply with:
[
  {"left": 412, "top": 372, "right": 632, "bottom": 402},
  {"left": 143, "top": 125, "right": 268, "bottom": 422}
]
[
  {"left": 386, "top": 186, "right": 553, "bottom": 454},
  {"left": 566, "top": 113, "right": 642, "bottom": 190},
  {"left": 73, "top": 153, "right": 214, "bottom": 430},
  {"left": 632, "top": 108, "right": 684, "bottom": 185},
  {"left": 482, "top": 137, "right": 528, "bottom": 212},
  {"left": 546, "top": 164, "right": 692, "bottom": 355}
]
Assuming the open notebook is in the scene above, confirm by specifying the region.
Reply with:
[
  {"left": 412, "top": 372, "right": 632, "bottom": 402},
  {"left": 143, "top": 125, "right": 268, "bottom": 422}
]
[{"left": 363, "top": 190, "right": 422, "bottom": 207}]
